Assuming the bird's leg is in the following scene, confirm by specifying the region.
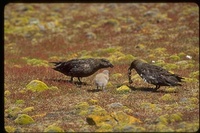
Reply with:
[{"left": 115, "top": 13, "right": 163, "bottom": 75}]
[
  {"left": 70, "top": 77, "right": 73, "bottom": 83},
  {"left": 102, "top": 86, "right": 106, "bottom": 92},
  {"left": 78, "top": 77, "right": 82, "bottom": 84},
  {"left": 154, "top": 85, "right": 160, "bottom": 91}
]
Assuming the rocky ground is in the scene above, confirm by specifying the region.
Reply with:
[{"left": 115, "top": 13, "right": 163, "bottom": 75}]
[{"left": 4, "top": 3, "right": 199, "bottom": 132}]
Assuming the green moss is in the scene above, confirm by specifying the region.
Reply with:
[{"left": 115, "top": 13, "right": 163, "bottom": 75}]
[
  {"left": 154, "top": 60, "right": 165, "bottom": 67},
  {"left": 4, "top": 90, "right": 11, "bottom": 96},
  {"left": 104, "top": 19, "right": 119, "bottom": 26},
  {"left": 116, "top": 85, "right": 131, "bottom": 94},
  {"left": 75, "top": 102, "right": 89, "bottom": 115},
  {"left": 170, "top": 54, "right": 181, "bottom": 61},
  {"left": 21, "top": 106, "right": 34, "bottom": 113},
  {"left": 189, "top": 71, "right": 199, "bottom": 79},
  {"left": 6, "top": 107, "right": 22, "bottom": 118},
  {"left": 111, "top": 73, "right": 123, "bottom": 79},
  {"left": 178, "top": 52, "right": 186, "bottom": 58},
  {"left": 189, "top": 97, "right": 199, "bottom": 104},
  {"left": 5, "top": 126, "right": 16, "bottom": 133},
  {"left": 111, "top": 111, "right": 141, "bottom": 125},
  {"left": 48, "top": 86, "right": 59, "bottom": 90},
  {"left": 135, "top": 43, "right": 146, "bottom": 49},
  {"left": 164, "top": 63, "right": 179, "bottom": 70},
  {"left": 26, "top": 80, "right": 49, "bottom": 92},
  {"left": 113, "top": 124, "right": 145, "bottom": 132},
  {"left": 86, "top": 114, "right": 115, "bottom": 126},
  {"left": 169, "top": 113, "right": 182, "bottom": 123},
  {"left": 22, "top": 57, "right": 49, "bottom": 67},
  {"left": 67, "top": 129, "right": 75, "bottom": 132},
  {"left": 117, "top": 54, "right": 135, "bottom": 63},
  {"left": 95, "top": 123, "right": 113, "bottom": 132},
  {"left": 156, "top": 114, "right": 169, "bottom": 125},
  {"left": 44, "top": 125, "right": 64, "bottom": 132},
  {"left": 183, "top": 77, "right": 198, "bottom": 83},
  {"left": 154, "top": 48, "right": 167, "bottom": 54},
  {"left": 155, "top": 123, "right": 174, "bottom": 132},
  {"left": 14, "top": 114, "right": 34, "bottom": 125},
  {"left": 88, "top": 99, "right": 98, "bottom": 105},
  {"left": 89, "top": 105, "right": 108, "bottom": 116},
  {"left": 183, "top": 63, "right": 194, "bottom": 69},
  {"left": 165, "top": 87, "right": 177, "bottom": 93},
  {"left": 15, "top": 99, "right": 25, "bottom": 104},
  {"left": 160, "top": 94, "right": 173, "bottom": 102}
]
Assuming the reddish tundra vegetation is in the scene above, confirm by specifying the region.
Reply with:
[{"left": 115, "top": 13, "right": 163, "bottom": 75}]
[{"left": 4, "top": 3, "right": 199, "bottom": 132}]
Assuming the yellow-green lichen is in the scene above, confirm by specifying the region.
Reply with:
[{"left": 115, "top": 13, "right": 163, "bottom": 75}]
[
  {"left": 6, "top": 107, "right": 22, "bottom": 118},
  {"left": 75, "top": 102, "right": 89, "bottom": 115},
  {"left": 5, "top": 126, "right": 16, "bottom": 133},
  {"left": 4, "top": 90, "right": 11, "bottom": 96},
  {"left": 160, "top": 94, "right": 173, "bottom": 101},
  {"left": 116, "top": 85, "right": 131, "bottom": 94},
  {"left": 21, "top": 106, "right": 34, "bottom": 114},
  {"left": 15, "top": 99, "right": 25, "bottom": 104},
  {"left": 95, "top": 123, "right": 113, "bottom": 132},
  {"left": 88, "top": 99, "right": 98, "bottom": 105},
  {"left": 170, "top": 54, "right": 181, "bottom": 61},
  {"left": 169, "top": 113, "right": 182, "bottom": 123},
  {"left": 14, "top": 114, "right": 34, "bottom": 125},
  {"left": 44, "top": 125, "right": 64, "bottom": 132},
  {"left": 22, "top": 57, "right": 49, "bottom": 67},
  {"left": 165, "top": 87, "right": 177, "bottom": 93},
  {"left": 26, "top": 80, "right": 49, "bottom": 92}
]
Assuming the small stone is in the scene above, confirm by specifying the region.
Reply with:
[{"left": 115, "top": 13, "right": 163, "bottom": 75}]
[{"left": 108, "top": 102, "right": 123, "bottom": 109}]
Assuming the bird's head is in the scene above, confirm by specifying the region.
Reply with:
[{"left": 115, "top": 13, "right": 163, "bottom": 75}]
[
  {"left": 102, "top": 70, "right": 109, "bottom": 76},
  {"left": 99, "top": 59, "right": 114, "bottom": 68}
]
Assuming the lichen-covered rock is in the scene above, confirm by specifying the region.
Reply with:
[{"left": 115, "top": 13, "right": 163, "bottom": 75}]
[
  {"left": 108, "top": 102, "right": 123, "bottom": 109},
  {"left": 14, "top": 114, "right": 34, "bottom": 125},
  {"left": 26, "top": 80, "right": 49, "bottom": 92},
  {"left": 116, "top": 85, "right": 131, "bottom": 93},
  {"left": 111, "top": 111, "right": 142, "bottom": 125},
  {"left": 44, "top": 125, "right": 64, "bottom": 132}
]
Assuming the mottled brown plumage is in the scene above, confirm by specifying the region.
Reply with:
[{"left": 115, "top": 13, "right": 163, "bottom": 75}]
[
  {"left": 50, "top": 58, "right": 113, "bottom": 83},
  {"left": 128, "top": 59, "right": 184, "bottom": 91}
]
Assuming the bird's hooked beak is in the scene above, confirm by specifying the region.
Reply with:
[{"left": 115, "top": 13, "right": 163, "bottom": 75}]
[{"left": 110, "top": 64, "right": 114, "bottom": 68}]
